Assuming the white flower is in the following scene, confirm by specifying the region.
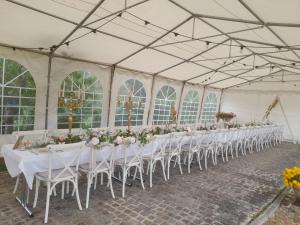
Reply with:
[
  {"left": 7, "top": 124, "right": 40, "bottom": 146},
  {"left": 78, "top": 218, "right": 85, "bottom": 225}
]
[
  {"left": 115, "top": 136, "right": 123, "bottom": 145},
  {"left": 129, "top": 136, "right": 136, "bottom": 144},
  {"left": 146, "top": 134, "right": 151, "bottom": 140},
  {"left": 99, "top": 131, "right": 104, "bottom": 135},
  {"left": 90, "top": 137, "right": 99, "bottom": 146}
]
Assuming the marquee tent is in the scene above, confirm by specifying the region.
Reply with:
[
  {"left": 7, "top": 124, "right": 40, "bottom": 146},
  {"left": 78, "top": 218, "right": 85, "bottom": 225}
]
[{"left": 0, "top": 0, "right": 300, "bottom": 144}]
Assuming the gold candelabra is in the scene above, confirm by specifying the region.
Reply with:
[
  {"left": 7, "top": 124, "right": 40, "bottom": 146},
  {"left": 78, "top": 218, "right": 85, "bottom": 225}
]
[
  {"left": 117, "top": 92, "right": 141, "bottom": 131},
  {"left": 170, "top": 103, "right": 177, "bottom": 124},
  {"left": 58, "top": 81, "right": 85, "bottom": 134}
]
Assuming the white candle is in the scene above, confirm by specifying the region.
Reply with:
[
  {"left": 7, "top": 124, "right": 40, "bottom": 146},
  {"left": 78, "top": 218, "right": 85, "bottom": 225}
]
[
  {"left": 82, "top": 84, "right": 85, "bottom": 100},
  {"left": 62, "top": 81, "right": 65, "bottom": 97},
  {"left": 71, "top": 80, "right": 74, "bottom": 92},
  {"left": 78, "top": 84, "right": 81, "bottom": 100}
]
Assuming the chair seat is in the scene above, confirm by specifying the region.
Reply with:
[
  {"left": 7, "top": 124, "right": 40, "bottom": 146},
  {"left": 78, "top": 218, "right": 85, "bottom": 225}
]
[
  {"left": 36, "top": 167, "right": 77, "bottom": 181},
  {"left": 79, "top": 163, "right": 110, "bottom": 173},
  {"left": 115, "top": 157, "right": 140, "bottom": 166}
]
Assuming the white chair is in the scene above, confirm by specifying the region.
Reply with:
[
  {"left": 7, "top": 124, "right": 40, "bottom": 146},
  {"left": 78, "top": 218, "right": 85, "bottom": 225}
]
[
  {"left": 165, "top": 132, "right": 185, "bottom": 179},
  {"left": 182, "top": 131, "right": 203, "bottom": 173},
  {"left": 79, "top": 144, "right": 115, "bottom": 208},
  {"left": 143, "top": 134, "right": 169, "bottom": 187},
  {"left": 12, "top": 130, "right": 48, "bottom": 194},
  {"left": 114, "top": 143, "right": 145, "bottom": 197},
  {"left": 33, "top": 141, "right": 85, "bottom": 223}
]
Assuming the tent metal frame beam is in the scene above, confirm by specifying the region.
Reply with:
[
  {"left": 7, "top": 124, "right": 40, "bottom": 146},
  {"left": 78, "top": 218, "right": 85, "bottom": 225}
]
[
  {"left": 225, "top": 70, "right": 283, "bottom": 89},
  {"left": 154, "top": 38, "right": 230, "bottom": 74},
  {"left": 84, "top": 0, "right": 150, "bottom": 26},
  {"left": 186, "top": 54, "right": 252, "bottom": 82},
  {"left": 114, "top": 16, "right": 193, "bottom": 65},
  {"left": 238, "top": 0, "right": 300, "bottom": 61},
  {"left": 168, "top": 0, "right": 300, "bottom": 87},
  {"left": 54, "top": 0, "right": 106, "bottom": 52},
  {"left": 195, "top": 13, "right": 300, "bottom": 28},
  {"left": 152, "top": 25, "right": 264, "bottom": 48},
  {"left": 206, "top": 62, "right": 269, "bottom": 86}
]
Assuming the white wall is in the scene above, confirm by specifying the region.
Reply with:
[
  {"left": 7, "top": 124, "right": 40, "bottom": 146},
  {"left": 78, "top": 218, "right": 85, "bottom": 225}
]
[
  {"left": 1, "top": 46, "right": 217, "bottom": 149},
  {"left": 221, "top": 89, "right": 300, "bottom": 142}
]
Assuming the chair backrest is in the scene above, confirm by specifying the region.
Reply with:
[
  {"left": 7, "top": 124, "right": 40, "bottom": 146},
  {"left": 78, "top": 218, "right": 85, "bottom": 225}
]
[
  {"left": 116, "top": 143, "right": 142, "bottom": 165},
  {"left": 89, "top": 143, "right": 114, "bottom": 172},
  {"left": 169, "top": 132, "right": 185, "bottom": 151},
  {"left": 47, "top": 141, "right": 86, "bottom": 181},
  {"left": 149, "top": 133, "right": 171, "bottom": 157},
  {"left": 12, "top": 130, "right": 48, "bottom": 142}
]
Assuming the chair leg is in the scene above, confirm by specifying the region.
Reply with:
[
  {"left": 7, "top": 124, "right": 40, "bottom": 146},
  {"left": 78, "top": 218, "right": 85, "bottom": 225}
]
[
  {"left": 66, "top": 181, "right": 70, "bottom": 194},
  {"left": 13, "top": 175, "right": 20, "bottom": 194},
  {"left": 161, "top": 159, "right": 167, "bottom": 182},
  {"left": 108, "top": 174, "right": 115, "bottom": 199},
  {"left": 61, "top": 182, "right": 65, "bottom": 199},
  {"left": 149, "top": 161, "right": 153, "bottom": 188},
  {"left": 187, "top": 153, "right": 191, "bottom": 174},
  {"left": 178, "top": 155, "right": 183, "bottom": 175},
  {"left": 74, "top": 177, "right": 82, "bottom": 210},
  {"left": 86, "top": 174, "right": 92, "bottom": 209},
  {"left": 33, "top": 179, "right": 40, "bottom": 208},
  {"left": 44, "top": 182, "right": 51, "bottom": 224},
  {"left": 139, "top": 166, "right": 145, "bottom": 190},
  {"left": 94, "top": 174, "right": 97, "bottom": 190},
  {"left": 204, "top": 151, "right": 208, "bottom": 170},
  {"left": 167, "top": 158, "right": 171, "bottom": 180},
  {"left": 122, "top": 168, "right": 127, "bottom": 198},
  {"left": 100, "top": 173, "right": 103, "bottom": 185},
  {"left": 197, "top": 152, "right": 202, "bottom": 170}
]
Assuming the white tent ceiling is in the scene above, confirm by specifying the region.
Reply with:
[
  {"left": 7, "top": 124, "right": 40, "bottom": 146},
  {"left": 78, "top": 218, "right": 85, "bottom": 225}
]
[{"left": 1, "top": 0, "right": 300, "bottom": 89}]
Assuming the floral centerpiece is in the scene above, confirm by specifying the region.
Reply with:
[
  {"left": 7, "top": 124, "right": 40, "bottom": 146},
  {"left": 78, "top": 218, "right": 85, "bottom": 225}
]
[
  {"left": 215, "top": 112, "right": 236, "bottom": 122},
  {"left": 137, "top": 129, "right": 152, "bottom": 145},
  {"left": 283, "top": 167, "right": 300, "bottom": 199}
]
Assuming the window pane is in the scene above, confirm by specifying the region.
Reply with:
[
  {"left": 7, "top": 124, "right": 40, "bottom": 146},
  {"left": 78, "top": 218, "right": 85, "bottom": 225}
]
[
  {"left": 114, "top": 79, "right": 146, "bottom": 127},
  {"left": 57, "top": 70, "right": 103, "bottom": 129},
  {"left": 0, "top": 58, "right": 36, "bottom": 134}
]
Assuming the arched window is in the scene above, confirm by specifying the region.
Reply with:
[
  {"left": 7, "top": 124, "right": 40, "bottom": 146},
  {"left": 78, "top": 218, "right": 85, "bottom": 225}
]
[
  {"left": 200, "top": 93, "right": 218, "bottom": 124},
  {"left": 115, "top": 79, "right": 146, "bottom": 126},
  {"left": 153, "top": 85, "right": 176, "bottom": 125},
  {"left": 180, "top": 90, "right": 200, "bottom": 124},
  {"left": 0, "top": 57, "right": 36, "bottom": 134},
  {"left": 57, "top": 71, "right": 103, "bottom": 129}
]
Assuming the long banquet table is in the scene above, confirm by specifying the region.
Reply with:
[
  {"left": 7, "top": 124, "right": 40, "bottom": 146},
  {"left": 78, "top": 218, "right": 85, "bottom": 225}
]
[{"left": 1, "top": 125, "right": 280, "bottom": 189}]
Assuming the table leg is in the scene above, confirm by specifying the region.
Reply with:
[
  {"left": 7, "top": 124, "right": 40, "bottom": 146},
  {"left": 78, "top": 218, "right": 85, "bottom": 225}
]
[{"left": 15, "top": 175, "right": 34, "bottom": 217}]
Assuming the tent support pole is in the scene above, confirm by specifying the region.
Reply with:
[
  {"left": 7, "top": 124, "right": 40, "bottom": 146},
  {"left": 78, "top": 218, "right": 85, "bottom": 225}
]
[
  {"left": 177, "top": 82, "right": 185, "bottom": 124},
  {"left": 197, "top": 87, "right": 206, "bottom": 126},
  {"left": 45, "top": 53, "right": 53, "bottom": 129},
  {"left": 218, "top": 89, "right": 224, "bottom": 113},
  {"left": 147, "top": 76, "right": 155, "bottom": 126},
  {"left": 107, "top": 65, "right": 115, "bottom": 127}
]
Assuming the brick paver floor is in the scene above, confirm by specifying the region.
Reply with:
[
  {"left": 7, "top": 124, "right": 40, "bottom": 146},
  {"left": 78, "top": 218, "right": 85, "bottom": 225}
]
[
  {"left": 0, "top": 142, "right": 299, "bottom": 225},
  {"left": 264, "top": 190, "right": 300, "bottom": 225}
]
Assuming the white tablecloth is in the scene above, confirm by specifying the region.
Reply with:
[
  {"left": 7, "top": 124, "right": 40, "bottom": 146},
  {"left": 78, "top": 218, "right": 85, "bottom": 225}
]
[{"left": 1, "top": 125, "right": 279, "bottom": 189}]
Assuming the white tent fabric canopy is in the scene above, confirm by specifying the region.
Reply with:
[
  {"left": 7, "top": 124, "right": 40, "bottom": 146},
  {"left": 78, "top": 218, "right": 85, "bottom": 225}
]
[
  {"left": 1, "top": 0, "right": 300, "bottom": 145},
  {"left": 1, "top": 0, "right": 300, "bottom": 89}
]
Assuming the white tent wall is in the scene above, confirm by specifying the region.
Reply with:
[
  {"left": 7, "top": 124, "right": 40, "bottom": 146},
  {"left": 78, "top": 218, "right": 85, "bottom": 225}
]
[
  {"left": 0, "top": 46, "right": 48, "bottom": 146},
  {"left": 148, "top": 76, "right": 184, "bottom": 125},
  {"left": 199, "top": 87, "right": 222, "bottom": 122},
  {"left": 177, "top": 84, "right": 204, "bottom": 125},
  {"left": 221, "top": 89, "right": 300, "bottom": 142},
  {"left": 49, "top": 57, "right": 111, "bottom": 130},
  {"left": 109, "top": 68, "right": 153, "bottom": 127}
]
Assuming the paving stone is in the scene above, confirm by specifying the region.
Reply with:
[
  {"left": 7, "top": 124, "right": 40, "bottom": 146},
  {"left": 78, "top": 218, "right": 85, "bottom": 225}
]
[{"left": 0, "top": 142, "right": 300, "bottom": 225}]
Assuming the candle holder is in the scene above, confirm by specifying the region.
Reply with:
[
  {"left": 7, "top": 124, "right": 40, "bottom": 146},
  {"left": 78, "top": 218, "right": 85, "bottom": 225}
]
[
  {"left": 58, "top": 91, "right": 84, "bottom": 134},
  {"left": 170, "top": 103, "right": 177, "bottom": 124},
  {"left": 117, "top": 92, "right": 141, "bottom": 132}
]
